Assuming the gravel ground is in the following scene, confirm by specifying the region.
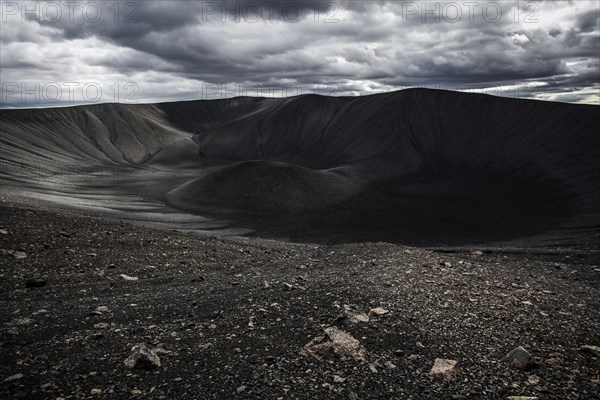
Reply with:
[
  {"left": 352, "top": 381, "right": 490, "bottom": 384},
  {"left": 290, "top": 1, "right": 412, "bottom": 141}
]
[{"left": 1, "top": 203, "right": 599, "bottom": 399}]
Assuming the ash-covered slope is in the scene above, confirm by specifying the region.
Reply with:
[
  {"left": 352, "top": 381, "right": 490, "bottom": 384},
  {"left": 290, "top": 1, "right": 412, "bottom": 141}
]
[
  {"left": 0, "top": 98, "right": 277, "bottom": 179},
  {"left": 1, "top": 89, "right": 598, "bottom": 244}
]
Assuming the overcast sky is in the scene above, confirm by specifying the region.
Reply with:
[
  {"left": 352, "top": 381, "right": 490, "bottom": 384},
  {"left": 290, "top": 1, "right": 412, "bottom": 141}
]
[{"left": 0, "top": 0, "right": 598, "bottom": 107}]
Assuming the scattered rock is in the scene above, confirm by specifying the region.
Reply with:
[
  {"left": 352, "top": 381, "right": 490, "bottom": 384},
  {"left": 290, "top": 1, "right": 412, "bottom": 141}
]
[
  {"left": 119, "top": 274, "right": 138, "bottom": 281},
  {"left": 4, "top": 373, "right": 23, "bottom": 382},
  {"left": 505, "top": 346, "right": 536, "bottom": 370},
  {"left": 506, "top": 397, "right": 539, "bottom": 400},
  {"left": 94, "top": 323, "right": 110, "bottom": 329},
  {"left": 25, "top": 278, "right": 46, "bottom": 288},
  {"left": 368, "top": 307, "right": 389, "bottom": 317},
  {"left": 302, "top": 327, "right": 367, "bottom": 362},
  {"left": 123, "top": 343, "right": 161, "bottom": 370},
  {"left": 13, "top": 317, "right": 34, "bottom": 326},
  {"left": 236, "top": 385, "right": 246, "bottom": 394},
  {"left": 90, "top": 388, "right": 102, "bottom": 395},
  {"left": 153, "top": 347, "right": 173, "bottom": 356},
  {"left": 0, "top": 229, "right": 8, "bottom": 235},
  {"left": 282, "top": 282, "right": 294, "bottom": 290},
  {"left": 528, "top": 375, "right": 540, "bottom": 385},
  {"left": 94, "top": 306, "right": 110, "bottom": 315},
  {"left": 545, "top": 358, "right": 562, "bottom": 368},
  {"left": 429, "top": 358, "right": 460, "bottom": 382},
  {"left": 13, "top": 251, "right": 27, "bottom": 260},
  {"left": 471, "top": 250, "right": 484, "bottom": 256},
  {"left": 579, "top": 345, "right": 600, "bottom": 357},
  {"left": 333, "top": 375, "right": 346, "bottom": 383},
  {"left": 339, "top": 304, "right": 369, "bottom": 324},
  {"left": 131, "top": 389, "right": 142, "bottom": 396}
]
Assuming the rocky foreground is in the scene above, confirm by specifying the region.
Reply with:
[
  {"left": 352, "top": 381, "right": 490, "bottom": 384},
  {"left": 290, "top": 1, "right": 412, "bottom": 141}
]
[{"left": 1, "top": 203, "right": 599, "bottom": 399}]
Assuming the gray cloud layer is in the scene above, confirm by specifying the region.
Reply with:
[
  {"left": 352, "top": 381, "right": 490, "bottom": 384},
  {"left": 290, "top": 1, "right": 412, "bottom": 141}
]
[{"left": 1, "top": 0, "right": 598, "bottom": 107}]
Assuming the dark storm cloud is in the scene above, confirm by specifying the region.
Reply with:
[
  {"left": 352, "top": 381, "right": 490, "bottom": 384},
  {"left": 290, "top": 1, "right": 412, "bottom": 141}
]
[
  {"left": 577, "top": 8, "right": 599, "bottom": 32},
  {"left": 35, "top": 0, "right": 341, "bottom": 39},
  {"left": 0, "top": 0, "right": 598, "bottom": 106}
]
